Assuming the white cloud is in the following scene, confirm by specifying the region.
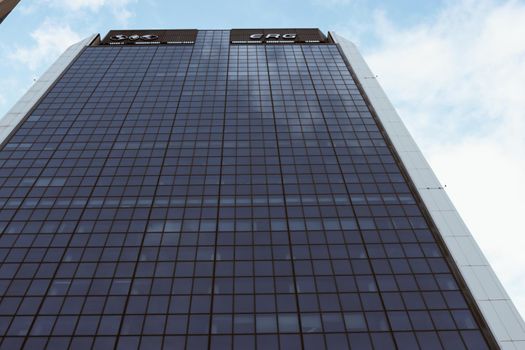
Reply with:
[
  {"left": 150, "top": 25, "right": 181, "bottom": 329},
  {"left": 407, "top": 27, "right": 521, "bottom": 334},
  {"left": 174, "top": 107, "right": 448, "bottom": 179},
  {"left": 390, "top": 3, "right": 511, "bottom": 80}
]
[
  {"left": 363, "top": 0, "right": 525, "bottom": 318},
  {"left": 9, "top": 20, "right": 81, "bottom": 71},
  {"left": 20, "top": 0, "right": 136, "bottom": 23},
  {"left": 49, "top": 0, "right": 136, "bottom": 23},
  {"left": 57, "top": 0, "right": 108, "bottom": 11}
]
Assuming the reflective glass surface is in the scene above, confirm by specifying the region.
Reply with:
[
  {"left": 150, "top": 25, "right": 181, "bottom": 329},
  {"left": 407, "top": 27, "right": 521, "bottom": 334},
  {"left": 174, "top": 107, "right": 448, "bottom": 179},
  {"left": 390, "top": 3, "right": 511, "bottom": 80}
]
[{"left": 0, "top": 30, "right": 491, "bottom": 349}]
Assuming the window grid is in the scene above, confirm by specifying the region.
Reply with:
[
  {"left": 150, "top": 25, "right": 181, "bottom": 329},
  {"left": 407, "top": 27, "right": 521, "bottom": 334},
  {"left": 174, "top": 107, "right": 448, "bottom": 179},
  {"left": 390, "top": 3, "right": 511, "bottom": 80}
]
[{"left": 0, "top": 31, "right": 491, "bottom": 350}]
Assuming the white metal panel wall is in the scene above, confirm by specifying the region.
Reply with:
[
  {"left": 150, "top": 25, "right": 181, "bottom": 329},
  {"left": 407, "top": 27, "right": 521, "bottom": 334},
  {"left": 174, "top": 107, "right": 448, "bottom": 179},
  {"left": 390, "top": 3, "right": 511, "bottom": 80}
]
[
  {"left": 0, "top": 35, "right": 97, "bottom": 144},
  {"left": 330, "top": 32, "right": 525, "bottom": 350}
]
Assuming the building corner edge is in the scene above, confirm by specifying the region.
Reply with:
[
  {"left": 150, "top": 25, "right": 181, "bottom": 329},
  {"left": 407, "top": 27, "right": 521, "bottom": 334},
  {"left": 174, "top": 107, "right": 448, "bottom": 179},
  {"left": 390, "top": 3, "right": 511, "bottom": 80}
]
[
  {"left": 329, "top": 31, "right": 525, "bottom": 350},
  {"left": 0, "top": 34, "right": 99, "bottom": 146}
]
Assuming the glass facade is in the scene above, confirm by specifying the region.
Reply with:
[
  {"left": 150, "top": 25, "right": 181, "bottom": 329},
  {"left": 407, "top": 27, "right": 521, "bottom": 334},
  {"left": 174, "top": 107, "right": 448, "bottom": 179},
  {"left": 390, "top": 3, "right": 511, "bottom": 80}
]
[{"left": 0, "top": 30, "right": 495, "bottom": 349}]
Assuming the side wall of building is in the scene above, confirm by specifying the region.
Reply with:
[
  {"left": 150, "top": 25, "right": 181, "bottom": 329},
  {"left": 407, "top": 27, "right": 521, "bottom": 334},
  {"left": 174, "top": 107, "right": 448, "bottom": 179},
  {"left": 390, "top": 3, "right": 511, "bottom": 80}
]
[
  {"left": 331, "top": 32, "right": 525, "bottom": 350},
  {"left": 0, "top": 34, "right": 98, "bottom": 146}
]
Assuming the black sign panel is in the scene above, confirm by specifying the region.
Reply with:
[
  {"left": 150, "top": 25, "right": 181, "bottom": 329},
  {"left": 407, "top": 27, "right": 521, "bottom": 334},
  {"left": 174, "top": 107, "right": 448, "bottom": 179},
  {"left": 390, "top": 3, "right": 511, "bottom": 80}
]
[
  {"left": 230, "top": 28, "right": 328, "bottom": 44},
  {"left": 101, "top": 30, "right": 197, "bottom": 45}
]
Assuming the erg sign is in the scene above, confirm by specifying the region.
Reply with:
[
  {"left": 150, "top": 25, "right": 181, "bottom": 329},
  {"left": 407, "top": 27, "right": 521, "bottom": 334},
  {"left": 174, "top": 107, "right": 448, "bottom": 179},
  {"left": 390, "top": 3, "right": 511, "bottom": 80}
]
[{"left": 249, "top": 33, "right": 297, "bottom": 40}]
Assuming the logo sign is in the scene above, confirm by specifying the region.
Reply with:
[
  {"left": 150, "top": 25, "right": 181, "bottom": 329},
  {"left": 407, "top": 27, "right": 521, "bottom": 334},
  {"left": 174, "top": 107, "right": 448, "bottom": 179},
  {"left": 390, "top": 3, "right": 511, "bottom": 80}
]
[
  {"left": 110, "top": 34, "right": 159, "bottom": 42},
  {"left": 249, "top": 33, "right": 297, "bottom": 41}
]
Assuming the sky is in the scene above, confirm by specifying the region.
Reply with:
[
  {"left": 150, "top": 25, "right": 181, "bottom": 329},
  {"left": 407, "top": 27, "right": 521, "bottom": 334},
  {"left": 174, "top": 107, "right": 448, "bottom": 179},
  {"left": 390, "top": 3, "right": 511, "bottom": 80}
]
[{"left": 1, "top": 0, "right": 524, "bottom": 319}]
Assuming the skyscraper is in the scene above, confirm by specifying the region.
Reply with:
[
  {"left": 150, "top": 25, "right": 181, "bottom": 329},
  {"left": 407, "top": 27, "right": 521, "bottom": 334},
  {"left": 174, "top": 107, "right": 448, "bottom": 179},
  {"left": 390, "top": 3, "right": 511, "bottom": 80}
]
[{"left": 0, "top": 29, "right": 523, "bottom": 349}]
